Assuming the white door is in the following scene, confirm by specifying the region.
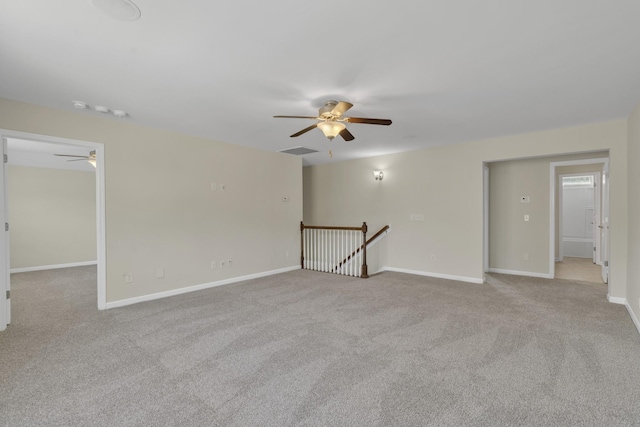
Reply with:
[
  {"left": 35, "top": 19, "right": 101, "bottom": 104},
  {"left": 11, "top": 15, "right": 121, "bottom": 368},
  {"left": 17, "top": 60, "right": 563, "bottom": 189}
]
[
  {"left": 0, "top": 137, "right": 9, "bottom": 330},
  {"left": 601, "top": 164, "right": 610, "bottom": 283}
]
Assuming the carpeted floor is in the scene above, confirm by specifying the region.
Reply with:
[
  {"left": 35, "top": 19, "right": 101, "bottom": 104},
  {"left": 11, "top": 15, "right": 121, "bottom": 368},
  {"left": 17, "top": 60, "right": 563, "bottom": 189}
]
[{"left": 1, "top": 266, "right": 639, "bottom": 426}]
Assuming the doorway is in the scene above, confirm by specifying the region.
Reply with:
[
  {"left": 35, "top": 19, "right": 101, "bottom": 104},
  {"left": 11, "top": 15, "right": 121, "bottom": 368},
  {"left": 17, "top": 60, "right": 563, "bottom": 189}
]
[
  {"left": 550, "top": 158, "right": 609, "bottom": 288},
  {"left": 0, "top": 130, "right": 106, "bottom": 331}
]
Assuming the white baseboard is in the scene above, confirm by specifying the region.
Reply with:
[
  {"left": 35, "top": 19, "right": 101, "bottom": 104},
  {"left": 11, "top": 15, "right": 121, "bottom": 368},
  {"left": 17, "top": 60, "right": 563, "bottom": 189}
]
[
  {"left": 608, "top": 295, "right": 626, "bottom": 305},
  {"left": 105, "top": 265, "right": 301, "bottom": 309},
  {"left": 383, "top": 267, "right": 484, "bottom": 284},
  {"left": 606, "top": 296, "right": 640, "bottom": 337},
  {"left": 10, "top": 261, "right": 98, "bottom": 274},
  {"left": 626, "top": 303, "right": 640, "bottom": 336},
  {"left": 488, "top": 268, "right": 553, "bottom": 279}
]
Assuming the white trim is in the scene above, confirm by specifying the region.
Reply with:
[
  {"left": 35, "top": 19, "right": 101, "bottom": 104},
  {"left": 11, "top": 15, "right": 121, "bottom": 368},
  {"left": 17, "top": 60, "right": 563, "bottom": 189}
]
[
  {"left": 10, "top": 261, "right": 97, "bottom": 274},
  {"left": 607, "top": 295, "right": 626, "bottom": 305},
  {"left": 383, "top": 266, "right": 484, "bottom": 284},
  {"left": 625, "top": 303, "right": 640, "bottom": 336},
  {"left": 1, "top": 138, "right": 7, "bottom": 331},
  {"left": 0, "top": 129, "right": 107, "bottom": 311},
  {"left": 105, "top": 265, "right": 301, "bottom": 309},
  {"left": 597, "top": 296, "right": 639, "bottom": 336},
  {"left": 488, "top": 267, "right": 553, "bottom": 279},
  {"left": 483, "top": 165, "right": 489, "bottom": 273}
]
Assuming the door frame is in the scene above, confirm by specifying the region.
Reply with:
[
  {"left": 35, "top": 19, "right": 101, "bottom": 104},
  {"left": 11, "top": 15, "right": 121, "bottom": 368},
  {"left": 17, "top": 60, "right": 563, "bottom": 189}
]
[
  {"left": 1, "top": 138, "right": 8, "bottom": 330},
  {"left": 0, "top": 129, "right": 106, "bottom": 331},
  {"left": 557, "top": 171, "right": 601, "bottom": 263},
  {"left": 549, "top": 157, "right": 609, "bottom": 290},
  {"left": 483, "top": 164, "right": 489, "bottom": 277}
]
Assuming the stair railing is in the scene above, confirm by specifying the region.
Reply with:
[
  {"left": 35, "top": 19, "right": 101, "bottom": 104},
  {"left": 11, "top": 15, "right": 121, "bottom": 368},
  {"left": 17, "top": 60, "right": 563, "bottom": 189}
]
[{"left": 300, "top": 222, "right": 369, "bottom": 278}]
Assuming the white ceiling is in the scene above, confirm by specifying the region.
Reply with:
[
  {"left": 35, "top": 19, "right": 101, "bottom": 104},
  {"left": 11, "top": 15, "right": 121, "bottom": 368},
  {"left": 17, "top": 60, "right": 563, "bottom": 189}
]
[{"left": 2, "top": 0, "right": 640, "bottom": 165}]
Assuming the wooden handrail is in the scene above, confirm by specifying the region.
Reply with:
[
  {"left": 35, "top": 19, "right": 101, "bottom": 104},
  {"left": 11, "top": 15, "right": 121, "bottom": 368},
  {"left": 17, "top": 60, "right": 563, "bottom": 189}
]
[
  {"left": 367, "top": 225, "right": 390, "bottom": 244},
  {"left": 332, "top": 225, "right": 390, "bottom": 275},
  {"left": 301, "top": 225, "right": 363, "bottom": 231}
]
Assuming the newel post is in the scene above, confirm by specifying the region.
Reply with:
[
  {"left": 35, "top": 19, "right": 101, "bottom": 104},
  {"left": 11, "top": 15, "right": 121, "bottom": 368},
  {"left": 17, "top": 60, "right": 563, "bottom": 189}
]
[
  {"left": 361, "top": 222, "right": 369, "bottom": 278},
  {"left": 300, "top": 221, "right": 304, "bottom": 269}
]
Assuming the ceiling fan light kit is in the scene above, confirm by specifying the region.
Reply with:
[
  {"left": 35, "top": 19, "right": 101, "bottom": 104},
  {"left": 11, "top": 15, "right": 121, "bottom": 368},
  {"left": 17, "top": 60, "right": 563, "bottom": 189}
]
[
  {"left": 318, "top": 121, "right": 346, "bottom": 140},
  {"left": 274, "top": 100, "right": 392, "bottom": 142}
]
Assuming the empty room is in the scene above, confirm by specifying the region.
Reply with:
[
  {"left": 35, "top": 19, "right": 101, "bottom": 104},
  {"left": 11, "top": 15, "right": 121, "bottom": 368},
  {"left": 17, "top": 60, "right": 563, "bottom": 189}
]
[{"left": 1, "top": 1, "right": 640, "bottom": 425}]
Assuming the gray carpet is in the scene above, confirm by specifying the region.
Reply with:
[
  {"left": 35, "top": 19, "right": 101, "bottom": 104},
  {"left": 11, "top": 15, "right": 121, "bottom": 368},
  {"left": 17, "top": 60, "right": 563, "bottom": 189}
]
[{"left": 1, "top": 266, "right": 639, "bottom": 426}]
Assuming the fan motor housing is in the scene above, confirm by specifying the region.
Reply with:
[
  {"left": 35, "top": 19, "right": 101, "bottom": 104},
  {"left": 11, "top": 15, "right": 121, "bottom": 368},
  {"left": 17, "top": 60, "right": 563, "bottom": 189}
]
[{"left": 319, "top": 101, "right": 340, "bottom": 119}]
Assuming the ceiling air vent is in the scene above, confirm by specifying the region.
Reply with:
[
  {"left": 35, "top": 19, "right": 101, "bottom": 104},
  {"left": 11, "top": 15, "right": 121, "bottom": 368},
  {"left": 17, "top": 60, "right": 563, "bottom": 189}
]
[{"left": 279, "top": 146, "right": 318, "bottom": 156}]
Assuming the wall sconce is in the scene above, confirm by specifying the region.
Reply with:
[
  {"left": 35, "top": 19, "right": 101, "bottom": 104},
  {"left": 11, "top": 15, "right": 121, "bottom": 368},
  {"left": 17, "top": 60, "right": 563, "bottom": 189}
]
[{"left": 373, "top": 170, "right": 384, "bottom": 181}]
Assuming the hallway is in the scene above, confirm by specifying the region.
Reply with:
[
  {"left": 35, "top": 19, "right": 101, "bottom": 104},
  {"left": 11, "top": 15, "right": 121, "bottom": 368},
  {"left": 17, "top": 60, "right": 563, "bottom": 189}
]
[{"left": 555, "top": 257, "right": 604, "bottom": 284}]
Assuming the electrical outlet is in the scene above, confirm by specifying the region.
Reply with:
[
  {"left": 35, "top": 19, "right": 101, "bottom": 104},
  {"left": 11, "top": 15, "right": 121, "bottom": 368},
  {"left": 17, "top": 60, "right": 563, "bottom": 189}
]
[
  {"left": 220, "top": 260, "right": 227, "bottom": 268},
  {"left": 524, "top": 214, "right": 530, "bottom": 222},
  {"left": 431, "top": 255, "right": 436, "bottom": 261},
  {"left": 220, "top": 184, "right": 226, "bottom": 191},
  {"left": 124, "top": 273, "right": 133, "bottom": 283},
  {"left": 211, "top": 261, "right": 216, "bottom": 269}
]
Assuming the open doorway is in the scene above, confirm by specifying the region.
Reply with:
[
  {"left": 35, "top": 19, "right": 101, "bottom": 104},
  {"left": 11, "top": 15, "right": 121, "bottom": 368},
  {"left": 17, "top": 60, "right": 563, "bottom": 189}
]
[
  {"left": 0, "top": 130, "right": 106, "bottom": 331},
  {"left": 550, "top": 158, "right": 609, "bottom": 287}
]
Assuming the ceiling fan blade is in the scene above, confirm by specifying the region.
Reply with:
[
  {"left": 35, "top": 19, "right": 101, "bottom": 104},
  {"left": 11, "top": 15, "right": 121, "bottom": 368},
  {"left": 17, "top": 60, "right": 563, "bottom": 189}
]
[
  {"left": 67, "top": 158, "right": 89, "bottom": 162},
  {"left": 290, "top": 123, "right": 319, "bottom": 137},
  {"left": 330, "top": 101, "right": 353, "bottom": 117},
  {"left": 54, "top": 154, "right": 89, "bottom": 158},
  {"left": 274, "top": 115, "right": 319, "bottom": 119},
  {"left": 345, "top": 117, "right": 392, "bottom": 125},
  {"left": 339, "top": 128, "right": 355, "bottom": 141}
]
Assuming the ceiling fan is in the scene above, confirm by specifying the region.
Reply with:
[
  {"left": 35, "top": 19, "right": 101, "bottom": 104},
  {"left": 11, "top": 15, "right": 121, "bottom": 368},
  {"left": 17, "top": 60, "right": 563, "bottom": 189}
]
[
  {"left": 54, "top": 150, "right": 97, "bottom": 168},
  {"left": 274, "top": 100, "right": 392, "bottom": 141}
]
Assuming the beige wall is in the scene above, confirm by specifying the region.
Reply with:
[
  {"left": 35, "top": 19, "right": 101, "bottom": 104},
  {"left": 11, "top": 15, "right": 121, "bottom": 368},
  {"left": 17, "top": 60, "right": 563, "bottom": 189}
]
[
  {"left": 304, "top": 120, "right": 628, "bottom": 298},
  {"left": 8, "top": 166, "right": 96, "bottom": 269},
  {"left": 0, "top": 98, "right": 302, "bottom": 303},
  {"left": 489, "top": 153, "right": 606, "bottom": 274},
  {"left": 627, "top": 103, "right": 640, "bottom": 324}
]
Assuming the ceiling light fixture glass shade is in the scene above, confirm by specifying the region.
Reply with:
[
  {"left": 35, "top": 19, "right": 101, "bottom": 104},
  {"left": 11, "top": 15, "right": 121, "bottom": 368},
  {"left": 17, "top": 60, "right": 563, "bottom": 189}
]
[
  {"left": 317, "top": 121, "right": 345, "bottom": 140},
  {"left": 88, "top": 159, "right": 97, "bottom": 168}
]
